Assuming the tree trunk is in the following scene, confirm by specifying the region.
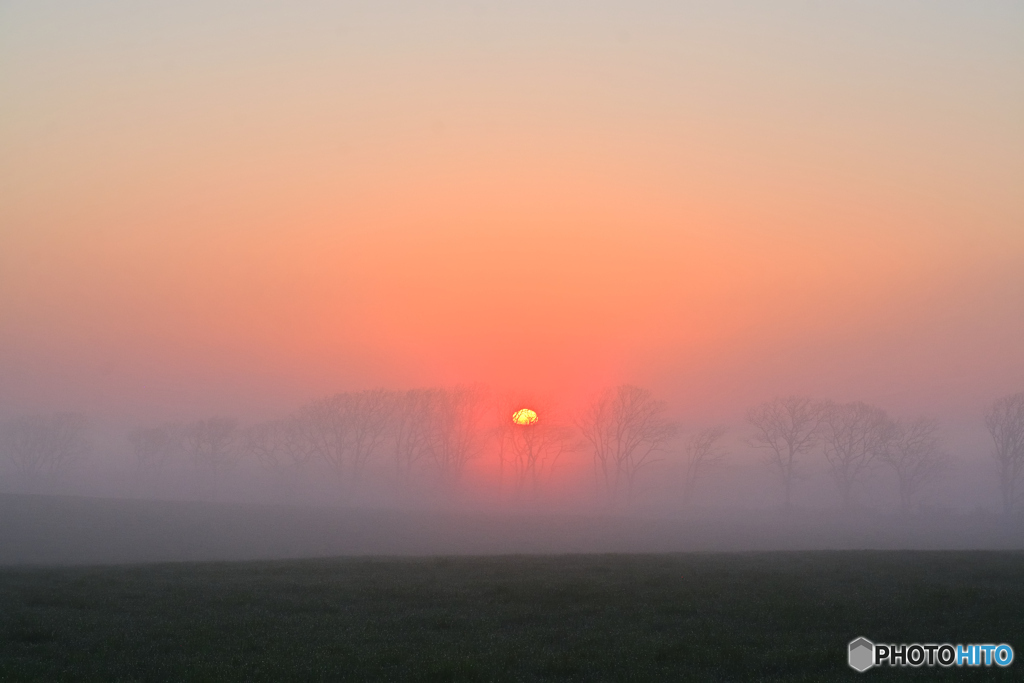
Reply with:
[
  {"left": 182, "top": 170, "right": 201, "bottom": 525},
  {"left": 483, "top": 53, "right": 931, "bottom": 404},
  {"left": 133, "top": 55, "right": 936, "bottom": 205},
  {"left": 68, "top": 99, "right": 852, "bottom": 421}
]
[{"left": 1001, "top": 478, "right": 1014, "bottom": 518}]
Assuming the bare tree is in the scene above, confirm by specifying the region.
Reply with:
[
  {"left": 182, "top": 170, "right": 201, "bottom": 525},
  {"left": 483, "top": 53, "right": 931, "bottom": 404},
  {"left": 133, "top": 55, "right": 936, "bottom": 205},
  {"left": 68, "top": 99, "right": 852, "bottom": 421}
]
[
  {"left": 819, "top": 401, "right": 895, "bottom": 509},
  {"left": 880, "top": 417, "right": 945, "bottom": 515},
  {"left": 279, "top": 415, "right": 319, "bottom": 472},
  {"left": 240, "top": 417, "right": 317, "bottom": 501},
  {"left": 299, "top": 394, "right": 351, "bottom": 482},
  {"left": 422, "top": 385, "right": 487, "bottom": 485},
  {"left": 389, "top": 389, "right": 433, "bottom": 488},
  {"left": 182, "top": 417, "right": 238, "bottom": 498},
  {"left": 299, "top": 390, "right": 394, "bottom": 492},
  {"left": 985, "top": 392, "right": 1024, "bottom": 518},
  {"left": 346, "top": 390, "right": 394, "bottom": 483},
  {"left": 127, "top": 423, "right": 182, "bottom": 493},
  {"left": 495, "top": 399, "right": 571, "bottom": 498},
  {"left": 747, "top": 396, "right": 821, "bottom": 510},
  {"left": 240, "top": 420, "right": 287, "bottom": 470},
  {"left": 576, "top": 385, "right": 676, "bottom": 506},
  {"left": 0, "top": 413, "right": 88, "bottom": 491},
  {"left": 680, "top": 426, "right": 727, "bottom": 508}
]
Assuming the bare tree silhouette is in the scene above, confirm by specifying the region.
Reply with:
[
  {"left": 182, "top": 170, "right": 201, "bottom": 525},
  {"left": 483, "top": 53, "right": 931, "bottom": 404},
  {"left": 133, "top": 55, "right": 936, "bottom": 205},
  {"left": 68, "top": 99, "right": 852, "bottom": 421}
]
[
  {"left": 298, "top": 390, "right": 394, "bottom": 496},
  {"left": 240, "top": 417, "right": 316, "bottom": 501},
  {"left": 127, "top": 423, "right": 182, "bottom": 495},
  {"left": 279, "top": 415, "right": 319, "bottom": 471},
  {"left": 182, "top": 417, "right": 238, "bottom": 499},
  {"left": 746, "top": 396, "right": 821, "bottom": 510},
  {"left": 299, "top": 394, "right": 350, "bottom": 485},
  {"left": 0, "top": 413, "right": 89, "bottom": 492},
  {"left": 819, "top": 401, "right": 895, "bottom": 509},
  {"left": 389, "top": 389, "right": 433, "bottom": 489},
  {"left": 881, "top": 417, "right": 945, "bottom": 515},
  {"left": 985, "top": 392, "right": 1024, "bottom": 518},
  {"left": 680, "top": 426, "right": 727, "bottom": 508},
  {"left": 495, "top": 399, "right": 571, "bottom": 498},
  {"left": 346, "top": 390, "right": 394, "bottom": 484},
  {"left": 240, "top": 420, "right": 284, "bottom": 469},
  {"left": 576, "top": 385, "right": 676, "bottom": 507},
  {"left": 422, "top": 385, "right": 487, "bottom": 486}
]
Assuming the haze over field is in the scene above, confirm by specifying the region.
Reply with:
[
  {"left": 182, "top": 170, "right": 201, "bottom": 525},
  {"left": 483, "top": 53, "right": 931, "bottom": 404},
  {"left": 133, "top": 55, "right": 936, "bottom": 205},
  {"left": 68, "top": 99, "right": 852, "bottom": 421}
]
[{"left": 1, "top": 2, "right": 1023, "bottom": 552}]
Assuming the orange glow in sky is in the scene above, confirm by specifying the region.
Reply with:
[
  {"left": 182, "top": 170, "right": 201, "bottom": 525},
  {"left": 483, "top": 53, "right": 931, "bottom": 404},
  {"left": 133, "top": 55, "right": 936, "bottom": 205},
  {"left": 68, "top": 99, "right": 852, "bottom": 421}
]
[{"left": 0, "top": 1, "right": 1021, "bottom": 421}]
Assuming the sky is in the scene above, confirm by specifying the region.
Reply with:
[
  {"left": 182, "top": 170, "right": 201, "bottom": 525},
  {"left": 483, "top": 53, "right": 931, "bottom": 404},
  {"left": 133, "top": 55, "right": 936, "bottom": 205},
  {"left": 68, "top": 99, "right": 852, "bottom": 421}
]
[{"left": 1, "top": 0, "right": 1022, "bottom": 422}]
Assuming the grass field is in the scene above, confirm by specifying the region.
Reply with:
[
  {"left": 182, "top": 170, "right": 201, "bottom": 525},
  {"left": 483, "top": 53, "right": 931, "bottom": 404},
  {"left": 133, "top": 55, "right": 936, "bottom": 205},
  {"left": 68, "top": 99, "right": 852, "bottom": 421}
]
[{"left": 1, "top": 551, "right": 1022, "bottom": 681}]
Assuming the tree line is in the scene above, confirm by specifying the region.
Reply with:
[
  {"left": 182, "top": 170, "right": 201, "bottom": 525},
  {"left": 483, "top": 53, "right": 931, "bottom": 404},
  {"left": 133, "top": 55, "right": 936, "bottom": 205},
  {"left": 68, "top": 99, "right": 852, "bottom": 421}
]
[{"left": 2, "top": 388, "right": 1024, "bottom": 517}]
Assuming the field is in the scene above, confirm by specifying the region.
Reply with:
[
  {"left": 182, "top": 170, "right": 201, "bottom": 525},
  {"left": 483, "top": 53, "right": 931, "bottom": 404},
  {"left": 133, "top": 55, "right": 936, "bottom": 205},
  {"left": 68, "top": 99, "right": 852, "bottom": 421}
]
[
  {"left": 3, "top": 493, "right": 1023, "bottom": 566},
  {"left": 1, "top": 551, "right": 1022, "bottom": 681}
]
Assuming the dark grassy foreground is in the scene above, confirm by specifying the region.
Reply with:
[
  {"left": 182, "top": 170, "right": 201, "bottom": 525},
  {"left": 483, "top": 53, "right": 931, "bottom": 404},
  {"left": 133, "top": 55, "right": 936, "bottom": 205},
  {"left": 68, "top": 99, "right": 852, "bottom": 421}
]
[{"left": 1, "top": 552, "right": 1021, "bottom": 681}]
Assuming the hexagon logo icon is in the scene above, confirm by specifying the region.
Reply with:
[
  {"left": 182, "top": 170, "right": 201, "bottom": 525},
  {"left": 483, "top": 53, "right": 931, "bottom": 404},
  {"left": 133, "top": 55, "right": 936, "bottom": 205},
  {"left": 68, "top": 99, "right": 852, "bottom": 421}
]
[{"left": 848, "top": 637, "right": 874, "bottom": 672}]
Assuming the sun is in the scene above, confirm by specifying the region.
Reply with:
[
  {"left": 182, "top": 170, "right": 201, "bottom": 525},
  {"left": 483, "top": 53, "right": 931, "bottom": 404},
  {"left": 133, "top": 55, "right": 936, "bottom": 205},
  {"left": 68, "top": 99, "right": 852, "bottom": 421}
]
[{"left": 512, "top": 408, "right": 538, "bottom": 425}]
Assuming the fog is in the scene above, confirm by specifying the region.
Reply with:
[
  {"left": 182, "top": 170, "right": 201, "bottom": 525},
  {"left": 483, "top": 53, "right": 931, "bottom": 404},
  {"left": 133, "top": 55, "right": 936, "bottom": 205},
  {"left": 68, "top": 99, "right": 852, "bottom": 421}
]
[
  {"left": 2, "top": 1, "right": 1023, "bottom": 564},
  {"left": 1, "top": 386, "right": 1022, "bottom": 565}
]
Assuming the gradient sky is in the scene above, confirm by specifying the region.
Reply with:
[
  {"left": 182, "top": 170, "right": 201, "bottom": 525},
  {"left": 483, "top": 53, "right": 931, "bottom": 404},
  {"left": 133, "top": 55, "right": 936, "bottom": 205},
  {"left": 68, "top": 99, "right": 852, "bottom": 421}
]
[{"left": 1, "top": 1, "right": 1022, "bottom": 421}]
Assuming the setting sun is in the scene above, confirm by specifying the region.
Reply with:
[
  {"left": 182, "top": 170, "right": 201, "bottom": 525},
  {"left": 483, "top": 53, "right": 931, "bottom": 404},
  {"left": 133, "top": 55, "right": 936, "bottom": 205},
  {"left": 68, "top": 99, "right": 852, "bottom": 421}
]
[
  {"left": 512, "top": 408, "right": 538, "bottom": 426},
  {"left": 1, "top": 2, "right": 1023, "bottom": 678}
]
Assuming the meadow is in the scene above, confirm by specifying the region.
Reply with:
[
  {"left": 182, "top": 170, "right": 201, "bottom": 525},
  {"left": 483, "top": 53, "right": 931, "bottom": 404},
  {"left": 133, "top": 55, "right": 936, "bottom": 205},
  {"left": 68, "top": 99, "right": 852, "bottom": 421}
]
[{"left": 2, "top": 550, "right": 1022, "bottom": 681}]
